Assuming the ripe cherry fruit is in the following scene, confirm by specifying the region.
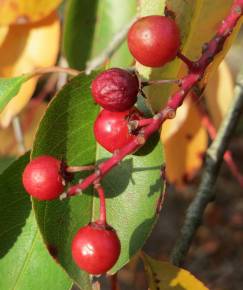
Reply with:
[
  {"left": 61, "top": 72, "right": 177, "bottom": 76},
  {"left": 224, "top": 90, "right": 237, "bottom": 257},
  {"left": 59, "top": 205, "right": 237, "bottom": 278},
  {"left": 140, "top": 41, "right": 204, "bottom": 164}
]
[
  {"left": 127, "top": 15, "right": 180, "bottom": 67},
  {"left": 22, "top": 155, "right": 64, "bottom": 200},
  {"left": 72, "top": 222, "right": 121, "bottom": 275},
  {"left": 91, "top": 68, "right": 139, "bottom": 112},
  {"left": 94, "top": 108, "right": 142, "bottom": 153}
]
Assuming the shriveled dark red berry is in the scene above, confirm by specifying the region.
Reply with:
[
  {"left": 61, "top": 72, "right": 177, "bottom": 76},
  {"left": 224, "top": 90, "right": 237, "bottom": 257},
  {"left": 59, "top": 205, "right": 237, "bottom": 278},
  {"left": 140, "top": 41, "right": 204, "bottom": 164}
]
[
  {"left": 127, "top": 15, "right": 180, "bottom": 67},
  {"left": 91, "top": 68, "right": 139, "bottom": 111},
  {"left": 72, "top": 222, "right": 121, "bottom": 275},
  {"left": 22, "top": 155, "right": 64, "bottom": 200},
  {"left": 94, "top": 108, "right": 142, "bottom": 153}
]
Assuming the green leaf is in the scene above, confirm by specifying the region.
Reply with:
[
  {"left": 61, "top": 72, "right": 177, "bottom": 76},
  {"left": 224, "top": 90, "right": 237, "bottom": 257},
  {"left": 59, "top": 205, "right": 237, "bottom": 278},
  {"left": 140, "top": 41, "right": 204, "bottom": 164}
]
[
  {"left": 0, "top": 75, "right": 29, "bottom": 112},
  {"left": 137, "top": 0, "right": 240, "bottom": 112},
  {"left": 0, "top": 156, "right": 15, "bottom": 174},
  {"left": 63, "top": 0, "right": 136, "bottom": 70},
  {"left": 31, "top": 72, "right": 164, "bottom": 287},
  {"left": 0, "top": 153, "right": 72, "bottom": 290},
  {"left": 141, "top": 253, "right": 209, "bottom": 290}
]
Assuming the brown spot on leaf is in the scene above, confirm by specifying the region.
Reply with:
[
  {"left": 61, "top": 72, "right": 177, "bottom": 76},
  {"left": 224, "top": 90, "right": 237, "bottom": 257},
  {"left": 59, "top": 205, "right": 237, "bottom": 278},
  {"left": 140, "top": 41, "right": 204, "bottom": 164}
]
[
  {"left": 185, "top": 133, "right": 193, "bottom": 140},
  {"left": 47, "top": 244, "right": 58, "bottom": 261}
]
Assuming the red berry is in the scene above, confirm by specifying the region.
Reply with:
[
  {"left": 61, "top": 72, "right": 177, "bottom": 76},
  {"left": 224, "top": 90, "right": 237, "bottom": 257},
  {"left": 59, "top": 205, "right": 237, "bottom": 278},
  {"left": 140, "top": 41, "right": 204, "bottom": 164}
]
[
  {"left": 127, "top": 15, "right": 180, "bottom": 67},
  {"left": 94, "top": 108, "right": 142, "bottom": 153},
  {"left": 22, "top": 155, "right": 64, "bottom": 200},
  {"left": 72, "top": 222, "right": 121, "bottom": 274},
  {"left": 91, "top": 68, "right": 139, "bottom": 111}
]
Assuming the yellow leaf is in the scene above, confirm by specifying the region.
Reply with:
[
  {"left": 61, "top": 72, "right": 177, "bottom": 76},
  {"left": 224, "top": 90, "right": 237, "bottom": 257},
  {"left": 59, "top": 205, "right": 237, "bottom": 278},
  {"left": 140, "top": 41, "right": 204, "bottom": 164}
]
[
  {"left": 0, "top": 12, "right": 60, "bottom": 127},
  {"left": 0, "top": 100, "right": 47, "bottom": 156},
  {"left": 0, "top": 0, "right": 61, "bottom": 25},
  {"left": 161, "top": 97, "right": 207, "bottom": 189},
  {"left": 0, "top": 27, "right": 9, "bottom": 46},
  {"left": 204, "top": 61, "right": 234, "bottom": 129},
  {"left": 141, "top": 253, "right": 208, "bottom": 290}
]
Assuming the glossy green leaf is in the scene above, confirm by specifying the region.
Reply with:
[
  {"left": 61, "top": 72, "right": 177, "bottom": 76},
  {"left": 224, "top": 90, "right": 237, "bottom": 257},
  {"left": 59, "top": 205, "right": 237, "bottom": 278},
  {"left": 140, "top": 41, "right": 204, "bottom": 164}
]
[
  {"left": 0, "top": 75, "right": 29, "bottom": 112},
  {"left": 137, "top": 0, "right": 239, "bottom": 112},
  {"left": 0, "top": 153, "right": 72, "bottom": 290},
  {"left": 31, "top": 72, "right": 164, "bottom": 287},
  {"left": 63, "top": 0, "right": 136, "bottom": 69}
]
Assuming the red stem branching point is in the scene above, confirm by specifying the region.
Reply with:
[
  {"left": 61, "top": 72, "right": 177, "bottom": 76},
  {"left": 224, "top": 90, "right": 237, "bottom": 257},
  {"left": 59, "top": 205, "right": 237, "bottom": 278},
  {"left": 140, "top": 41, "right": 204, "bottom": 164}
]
[
  {"left": 94, "top": 183, "right": 107, "bottom": 225},
  {"left": 67, "top": 0, "right": 243, "bottom": 197},
  {"left": 128, "top": 118, "right": 154, "bottom": 132}
]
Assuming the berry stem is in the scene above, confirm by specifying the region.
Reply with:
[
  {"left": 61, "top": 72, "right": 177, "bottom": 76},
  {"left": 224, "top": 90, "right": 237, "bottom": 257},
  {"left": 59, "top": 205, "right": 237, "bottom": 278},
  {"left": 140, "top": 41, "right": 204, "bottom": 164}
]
[
  {"left": 141, "top": 79, "right": 180, "bottom": 87},
  {"left": 30, "top": 66, "right": 81, "bottom": 78},
  {"left": 67, "top": 0, "right": 243, "bottom": 197},
  {"left": 176, "top": 51, "right": 196, "bottom": 70},
  {"left": 66, "top": 165, "right": 95, "bottom": 173},
  {"left": 94, "top": 183, "right": 107, "bottom": 225}
]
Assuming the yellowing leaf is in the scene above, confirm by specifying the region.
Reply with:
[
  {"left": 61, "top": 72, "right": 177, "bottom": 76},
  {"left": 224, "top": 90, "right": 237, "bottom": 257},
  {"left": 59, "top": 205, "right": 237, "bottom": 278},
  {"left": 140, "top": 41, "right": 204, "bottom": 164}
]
[
  {"left": 204, "top": 61, "right": 234, "bottom": 129},
  {"left": 141, "top": 253, "right": 208, "bottom": 290},
  {"left": 0, "top": 12, "right": 60, "bottom": 127},
  {"left": 161, "top": 97, "right": 207, "bottom": 189},
  {"left": 0, "top": 0, "right": 61, "bottom": 25},
  {"left": 0, "top": 27, "right": 9, "bottom": 46},
  {"left": 0, "top": 100, "right": 47, "bottom": 156}
]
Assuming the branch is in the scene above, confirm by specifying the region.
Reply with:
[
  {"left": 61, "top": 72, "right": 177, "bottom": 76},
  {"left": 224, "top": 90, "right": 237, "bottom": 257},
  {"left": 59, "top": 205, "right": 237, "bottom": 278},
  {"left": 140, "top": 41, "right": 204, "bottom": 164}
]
[
  {"left": 199, "top": 106, "right": 243, "bottom": 187},
  {"left": 31, "top": 66, "right": 81, "bottom": 78},
  {"left": 85, "top": 16, "right": 138, "bottom": 74},
  {"left": 67, "top": 0, "right": 243, "bottom": 197},
  {"left": 170, "top": 68, "right": 243, "bottom": 266}
]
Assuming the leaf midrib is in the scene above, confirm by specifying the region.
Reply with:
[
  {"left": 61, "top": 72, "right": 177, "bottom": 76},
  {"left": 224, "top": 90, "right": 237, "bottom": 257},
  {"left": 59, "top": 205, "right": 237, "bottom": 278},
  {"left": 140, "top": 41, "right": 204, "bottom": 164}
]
[{"left": 11, "top": 229, "right": 38, "bottom": 290}]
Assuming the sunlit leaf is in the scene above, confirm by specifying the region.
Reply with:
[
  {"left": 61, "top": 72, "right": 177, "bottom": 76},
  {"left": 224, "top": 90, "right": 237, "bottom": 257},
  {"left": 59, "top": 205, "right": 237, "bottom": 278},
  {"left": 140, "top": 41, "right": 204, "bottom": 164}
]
[
  {"left": 0, "top": 0, "right": 61, "bottom": 25},
  {"left": 141, "top": 253, "right": 209, "bottom": 290},
  {"left": 0, "top": 12, "right": 60, "bottom": 127},
  {"left": 161, "top": 97, "right": 207, "bottom": 189},
  {"left": 0, "top": 27, "right": 9, "bottom": 46},
  {"left": 204, "top": 61, "right": 234, "bottom": 129}
]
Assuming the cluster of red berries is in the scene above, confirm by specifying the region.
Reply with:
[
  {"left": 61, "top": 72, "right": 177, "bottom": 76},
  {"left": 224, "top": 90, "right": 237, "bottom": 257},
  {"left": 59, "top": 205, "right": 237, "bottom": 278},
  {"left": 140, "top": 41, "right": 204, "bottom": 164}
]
[
  {"left": 92, "top": 68, "right": 142, "bottom": 152},
  {"left": 22, "top": 155, "right": 121, "bottom": 274},
  {"left": 22, "top": 15, "right": 180, "bottom": 275},
  {"left": 92, "top": 15, "right": 180, "bottom": 152}
]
